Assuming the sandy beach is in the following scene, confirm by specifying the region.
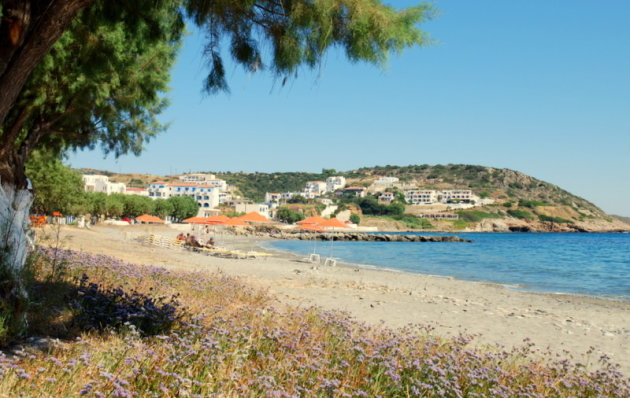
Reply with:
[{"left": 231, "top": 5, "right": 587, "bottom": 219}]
[{"left": 44, "top": 224, "right": 630, "bottom": 374}]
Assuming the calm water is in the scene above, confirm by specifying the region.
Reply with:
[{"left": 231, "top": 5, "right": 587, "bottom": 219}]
[{"left": 266, "top": 233, "right": 630, "bottom": 300}]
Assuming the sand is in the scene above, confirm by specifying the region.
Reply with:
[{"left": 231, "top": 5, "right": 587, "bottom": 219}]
[{"left": 41, "top": 224, "right": 630, "bottom": 374}]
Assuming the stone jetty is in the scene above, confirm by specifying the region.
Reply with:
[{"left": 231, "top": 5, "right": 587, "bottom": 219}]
[{"left": 276, "top": 232, "right": 471, "bottom": 242}]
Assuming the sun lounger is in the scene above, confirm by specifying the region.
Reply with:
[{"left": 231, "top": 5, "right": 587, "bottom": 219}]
[{"left": 323, "top": 257, "right": 337, "bottom": 267}]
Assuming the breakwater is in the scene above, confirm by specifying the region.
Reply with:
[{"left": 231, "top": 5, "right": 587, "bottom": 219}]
[{"left": 275, "top": 232, "right": 471, "bottom": 242}]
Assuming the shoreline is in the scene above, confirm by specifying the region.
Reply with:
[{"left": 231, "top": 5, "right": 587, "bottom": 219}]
[
  {"left": 47, "top": 224, "right": 630, "bottom": 374},
  {"left": 260, "top": 240, "right": 630, "bottom": 304}
]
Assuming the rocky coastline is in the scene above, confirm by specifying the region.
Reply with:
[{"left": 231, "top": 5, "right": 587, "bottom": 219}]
[{"left": 272, "top": 231, "right": 471, "bottom": 242}]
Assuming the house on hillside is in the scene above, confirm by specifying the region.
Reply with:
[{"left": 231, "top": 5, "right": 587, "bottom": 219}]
[{"left": 82, "top": 175, "right": 126, "bottom": 195}]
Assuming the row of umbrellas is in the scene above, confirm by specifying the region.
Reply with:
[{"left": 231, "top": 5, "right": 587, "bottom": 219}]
[{"left": 182, "top": 212, "right": 270, "bottom": 226}]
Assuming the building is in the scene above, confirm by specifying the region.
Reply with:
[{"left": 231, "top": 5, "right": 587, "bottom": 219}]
[
  {"left": 125, "top": 187, "right": 148, "bottom": 196},
  {"left": 218, "top": 192, "right": 232, "bottom": 204},
  {"left": 419, "top": 213, "right": 459, "bottom": 220},
  {"left": 148, "top": 182, "right": 220, "bottom": 210},
  {"left": 178, "top": 173, "right": 227, "bottom": 191},
  {"left": 337, "top": 187, "right": 367, "bottom": 198},
  {"left": 265, "top": 192, "right": 282, "bottom": 203},
  {"left": 82, "top": 175, "right": 126, "bottom": 195},
  {"left": 378, "top": 192, "right": 395, "bottom": 203},
  {"left": 326, "top": 176, "right": 346, "bottom": 192},
  {"left": 234, "top": 202, "right": 270, "bottom": 219},
  {"left": 441, "top": 189, "right": 473, "bottom": 203},
  {"left": 304, "top": 181, "right": 327, "bottom": 195},
  {"left": 405, "top": 190, "right": 438, "bottom": 205},
  {"left": 374, "top": 176, "right": 399, "bottom": 185}
]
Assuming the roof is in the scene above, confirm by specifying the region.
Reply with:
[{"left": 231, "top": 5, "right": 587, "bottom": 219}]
[
  {"left": 167, "top": 183, "right": 217, "bottom": 188},
  {"left": 318, "top": 218, "right": 349, "bottom": 228},
  {"left": 306, "top": 181, "right": 325, "bottom": 184},
  {"left": 344, "top": 186, "right": 366, "bottom": 190}
]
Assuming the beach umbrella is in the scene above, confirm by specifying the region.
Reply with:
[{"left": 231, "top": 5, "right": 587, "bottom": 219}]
[
  {"left": 200, "top": 215, "right": 230, "bottom": 225},
  {"left": 183, "top": 216, "right": 204, "bottom": 224},
  {"left": 237, "top": 212, "right": 270, "bottom": 223},
  {"left": 316, "top": 218, "right": 349, "bottom": 261},
  {"left": 297, "top": 216, "right": 326, "bottom": 225},
  {"left": 136, "top": 214, "right": 165, "bottom": 224}
]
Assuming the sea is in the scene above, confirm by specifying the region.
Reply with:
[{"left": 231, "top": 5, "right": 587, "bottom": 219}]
[{"left": 265, "top": 232, "right": 630, "bottom": 301}]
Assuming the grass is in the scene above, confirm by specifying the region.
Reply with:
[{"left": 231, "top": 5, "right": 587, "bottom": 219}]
[
  {"left": 0, "top": 248, "right": 627, "bottom": 396},
  {"left": 456, "top": 210, "right": 502, "bottom": 223},
  {"left": 380, "top": 214, "right": 434, "bottom": 229}
]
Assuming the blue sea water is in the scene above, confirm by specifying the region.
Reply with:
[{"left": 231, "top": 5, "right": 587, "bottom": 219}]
[{"left": 266, "top": 233, "right": 630, "bottom": 300}]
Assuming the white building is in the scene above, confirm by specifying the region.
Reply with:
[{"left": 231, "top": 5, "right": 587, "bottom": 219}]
[
  {"left": 265, "top": 193, "right": 282, "bottom": 203},
  {"left": 337, "top": 187, "right": 367, "bottom": 198},
  {"left": 405, "top": 190, "right": 438, "bottom": 205},
  {"left": 178, "top": 173, "right": 228, "bottom": 191},
  {"left": 378, "top": 192, "right": 395, "bottom": 203},
  {"left": 125, "top": 187, "right": 148, "bottom": 196},
  {"left": 218, "top": 192, "right": 232, "bottom": 204},
  {"left": 304, "top": 181, "right": 327, "bottom": 195},
  {"left": 82, "top": 175, "right": 126, "bottom": 195},
  {"left": 375, "top": 176, "right": 399, "bottom": 185},
  {"left": 326, "top": 176, "right": 346, "bottom": 192},
  {"left": 235, "top": 202, "right": 271, "bottom": 219},
  {"left": 148, "top": 182, "right": 220, "bottom": 210},
  {"left": 441, "top": 189, "right": 473, "bottom": 203}
]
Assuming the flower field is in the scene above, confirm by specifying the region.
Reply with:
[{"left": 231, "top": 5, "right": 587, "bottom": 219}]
[{"left": 0, "top": 248, "right": 627, "bottom": 397}]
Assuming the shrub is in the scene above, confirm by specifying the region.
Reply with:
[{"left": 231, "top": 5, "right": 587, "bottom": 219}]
[
  {"left": 519, "top": 199, "right": 550, "bottom": 209},
  {"left": 349, "top": 213, "right": 360, "bottom": 224},
  {"left": 276, "top": 207, "right": 304, "bottom": 223},
  {"left": 507, "top": 209, "right": 534, "bottom": 220},
  {"left": 457, "top": 211, "right": 501, "bottom": 223},
  {"left": 70, "top": 274, "right": 184, "bottom": 336},
  {"left": 538, "top": 215, "right": 572, "bottom": 224}
]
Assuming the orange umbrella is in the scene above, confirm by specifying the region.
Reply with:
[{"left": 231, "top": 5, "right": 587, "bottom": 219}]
[
  {"left": 297, "top": 216, "right": 326, "bottom": 225},
  {"left": 317, "top": 218, "right": 348, "bottom": 229},
  {"left": 223, "top": 218, "right": 249, "bottom": 226},
  {"left": 52, "top": 211, "right": 63, "bottom": 217},
  {"left": 136, "top": 214, "right": 165, "bottom": 223},
  {"left": 237, "top": 212, "right": 270, "bottom": 223},
  {"left": 199, "top": 215, "right": 230, "bottom": 225},
  {"left": 183, "top": 216, "right": 204, "bottom": 223}
]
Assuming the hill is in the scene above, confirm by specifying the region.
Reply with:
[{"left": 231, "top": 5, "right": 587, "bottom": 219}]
[{"left": 75, "top": 164, "right": 629, "bottom": 232}]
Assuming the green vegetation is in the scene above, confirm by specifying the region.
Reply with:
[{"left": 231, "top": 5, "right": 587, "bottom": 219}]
[
  {"left": 383, "top": 214, "right": 433, "bottom": 229},
  {"left": 349, "top": 213, "right": 361, "bottom": 225},
  {"left": 2, "top": 248, "right": 625, "bottom": 396},
  {"left": 519, "top": 199, "right": 550, "bottom": 209},
  {"left": 26, "top": 151, "right": 86, "bottom": 216},
  {"left": 507, "top": 209, "right": 535, "bottom": 220},
  {"left": 456, "top": 210, "right": 502, "bottom": 223},
  {"left": 538, "top": 215, "right": 572, "bottom": 224},
  {"left": 276, "top": 207, "right": 305, "bottom": 224}
]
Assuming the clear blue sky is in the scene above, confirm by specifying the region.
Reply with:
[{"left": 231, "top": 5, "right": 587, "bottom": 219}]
[{"left": 69, "top": 0, "right": 630, "bottom": 216}]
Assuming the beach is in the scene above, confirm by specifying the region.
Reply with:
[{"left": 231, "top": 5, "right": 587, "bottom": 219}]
[{"left": 46, "top": 224, "right": 630, "bottom": 374}]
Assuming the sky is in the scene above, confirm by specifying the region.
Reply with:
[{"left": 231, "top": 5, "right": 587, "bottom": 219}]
[{"left": 68, "top": 1, "right": 630, "bottom": 216}]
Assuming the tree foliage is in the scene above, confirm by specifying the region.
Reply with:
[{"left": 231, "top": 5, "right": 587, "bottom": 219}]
[
  {"left": 276, "top": 206, "right": 304, "bottom": 224},
  {"left": 25, "top": 151, "right": 85, "bottom": 215},
  {"left": 168, "top": 196, "right": 198, "bottom": 221}
]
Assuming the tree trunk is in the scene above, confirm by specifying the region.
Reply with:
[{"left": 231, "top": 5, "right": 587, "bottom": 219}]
[{"left": 0, "top": 180, "right": 33, "bottom": 344}]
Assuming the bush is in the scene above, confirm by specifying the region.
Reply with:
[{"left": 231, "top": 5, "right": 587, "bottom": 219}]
[
  {"left": 519, "top": 199, "right": 550, "bottom": 209},
  {"left": 457, "top": 211, "right": 501, "bottom": 223},
  {"left": 538, "top": 215, "right": 572, "bottom": 224},
  {"left": 276, "top": 207, "right": 304, "bottom": 223},
  {"left": 507, "top": 209, "right": 534, "bottom": 220},
  {"left": 349, "top": 213, "right": 360, "bottom": 225}
]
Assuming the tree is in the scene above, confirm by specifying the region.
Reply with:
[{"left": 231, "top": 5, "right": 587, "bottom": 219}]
[
  {"left": 276, "top": 207, "right": 304, "bottom": 224},
  {"left": 121, "top": 195, "right": 155, "bottom": 218},
  {"left": 153, "top": 199, "right": 174, "bottom": 219},
  {"left": 25, "top": 151, "right": 85, "bottom": 215},
  {"left": 168, "top": 196, "right": 198, "bottom": 222},
  {"left": 0, "top": 0, "right": 433, "bottom": 344},
  {"left": 349, "top": 213, "right": 361, "bottom": 225}
]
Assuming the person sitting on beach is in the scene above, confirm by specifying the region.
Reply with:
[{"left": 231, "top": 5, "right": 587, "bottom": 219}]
[
  {"left": 186, "top": 234, "right": 202, "bottom": 248},
  {"left": 204, "top": 237, "right": 215, "bottom": 248},
  {"left": 176, "top": 233, "right": 186, "bottom": 241}
]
